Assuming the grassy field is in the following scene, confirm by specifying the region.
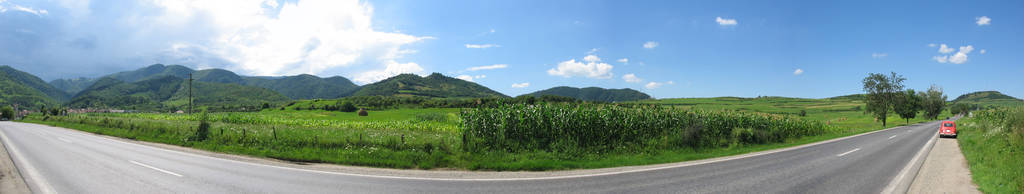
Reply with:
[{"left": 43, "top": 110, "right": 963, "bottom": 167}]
[
  {"left": 21, "top": 97, "right": 948, "bottom": 171},
  {"left": 957, "top": 108, "right": 1024, "bottom": 193}
]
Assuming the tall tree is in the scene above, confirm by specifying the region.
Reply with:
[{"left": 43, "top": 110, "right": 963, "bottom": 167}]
[
  {"left": 893, "top": 89, "right": 922, "bottom": 124},
  {"left": 920, "top": 85, "right": 948, "bottom": 119},
  {"left": 863, "top": 72, "right": 905, "bottom": 127}
]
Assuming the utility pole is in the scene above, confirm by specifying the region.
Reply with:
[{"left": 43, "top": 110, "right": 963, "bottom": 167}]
[{"left": 189, "top": 73, "right": 193, "bottom": 115}]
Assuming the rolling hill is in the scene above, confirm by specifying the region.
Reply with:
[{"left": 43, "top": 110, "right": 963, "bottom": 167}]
[
  {"left": 242, "top": 74, "right": 359, "bottom": 100},
  {"left": 951, "top": 91, "right": 1024, "bottom": 107},
  {"left": 351, "top": 73, "right": 507, "bottom": 98},
  {"left": 0, "top": 66, "right": 70, "bottom": 107},
  {"left": 69, "top": 76, "right": 289, "bottom": 110},
  {"left": 54, "top": 64, "right": 360, "bottom": 99},
  {"left": 521, "top": 86, "right": 651, "bottom": 102}
]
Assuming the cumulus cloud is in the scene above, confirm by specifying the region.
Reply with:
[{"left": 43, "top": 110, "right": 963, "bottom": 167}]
[
  {"left": 933, "top": 44, "right": 974, "bottom": 64},
  {"left": 645, "top": 81, "right": 674, "bottom": 89},
  {"left": 976, "top": 16, "right": 991, "bottom": 26},
  {"left": 715, "top": 17, "right": 737, "bottom": 26},
  {"left": 622, "top": 73, "right": 642, "bottom": 83},
  {"left": 938, "top": 44, "right": 955, "bottom": 54},
  {"left": 617, "top": 58, "right": 628, "bottom": 64},
  {"left": 466, "top": 64, "right": 507, "bottom": 71},
  {"left": 465, "top": 44, "right": 499, "bottom": 49},
  {"left": 871, "top": 53, "right": 887, "bottom": 59},
  {"left": 547, "top": 54, "right": 614, "bottom": 79},
  {"left": 511, "top": 82, "right": 530, "bottom": 88},
  {"left": 643, "top": 41, "right": 659, "bottom": 49},
  {"left": 793, "top": 68, "right": 804, "bottom": 75},
  {"left": 2, "top": 0, "right": 434, "bottom": 82},
  {"left": 980, "top": 49, "right": 986, "bottom": 54},
  {"left": 353, "top": 61, "right": 425, "bottom": 84}
]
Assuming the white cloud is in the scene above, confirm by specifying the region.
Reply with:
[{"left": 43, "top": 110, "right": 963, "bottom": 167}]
[
  {"left": 980, "top": 49, "right": 986, "bottom": 54},
  {"left": 6, "top": 4, "right": 48, "bottom": 16},
  {"left": 465, "top": 44, "right": 500, "bottom": 49},
  {"left": 643, "top": 41, "right": 659, "bottom": 49},
  {"left": 793, "top": 68, "right": 804, "bottom": 75},
  {"left": 466, "top": 64, "right": 507, "bottom": 71},
  {"left": 871, "top": 53, "right": 887, "bottom": 59},
  {"left": 587, "top": 48, "right": 599, "bottom": 54},
  {"left": 150, "top": 0, "right": 432, "bottom": 84},
  {"left": 933, "top": 44, "right": 974, "bottom": 64},
  {"left": 511, "top": 82, "right": 530, "bottom": 88},
  {"left": 715, "top": 17, "right": 738, "bottom": 26},
  {"left": 645, "top": 81, "right": 674, "bottom": 89},
  {"left": 353, "top": 62, "right": 425, "bottom": 84},
  {"left": 622, "top": 73, "right": 643, "bottom": 83},
  {"left": 547, "top": 54, "right": 614, "bottom": 79},
  {"left": 938, "top": 44, "right": 955, "bottom": 54},
  {"left": 928, "top": 43, "right": 937, "bottom": 47},
  {"left": 976, "top": 16, "right": 991, "bottom": 26},
  {"left": 617, "top": 58, "right": 629, "bottom": 64},
  {"left": 583, "top": 54, "right": 601, "bottom": 63},
  {"left": 456, "top": 74, "right": 487, "bottom": 82}
]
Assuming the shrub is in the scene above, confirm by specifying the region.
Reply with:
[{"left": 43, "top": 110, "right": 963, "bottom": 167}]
[
  {"left": 0, "top": 106, "right": 13, "bottom": 120},
  {"left": 340, "top": 101, "right": 358, "bottom": 112},
  {"left": 190, "top": 112, "right": 211, "bottom": 141}
]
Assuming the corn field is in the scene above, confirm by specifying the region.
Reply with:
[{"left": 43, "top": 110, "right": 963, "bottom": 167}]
[
  {"left": 460, "top": 103, "right": 834, "bottom": 153},
  {"left": 90, "top": 112, "right": 458, "bottom": 132}
]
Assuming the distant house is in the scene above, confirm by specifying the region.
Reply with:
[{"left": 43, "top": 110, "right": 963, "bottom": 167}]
[{"left": 175, "top": 110, "right": 185, "bottom": 114}]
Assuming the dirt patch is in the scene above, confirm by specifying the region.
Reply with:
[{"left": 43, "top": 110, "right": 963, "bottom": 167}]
[
  {"left": 0, "top": 127, "right": 31, "bottom": 194},
  {"left": 908, "top": 138, "right": 981, "bottom": 193}
]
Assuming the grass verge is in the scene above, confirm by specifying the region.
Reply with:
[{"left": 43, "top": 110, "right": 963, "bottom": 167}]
[{"left": 957, "top": 108, "right": 1024, "bottom": 193}]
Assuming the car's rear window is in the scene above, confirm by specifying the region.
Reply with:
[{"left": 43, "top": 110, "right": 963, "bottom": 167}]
[{"left": 944, "top": 123, "right": 954, "bottom": 127}]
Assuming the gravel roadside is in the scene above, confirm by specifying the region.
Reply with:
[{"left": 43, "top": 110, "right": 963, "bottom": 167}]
[
  {"left": 908, "top": 137, "right": 980, "bottom": 193},
  {"left": 0, "top": 124, "right": 31, "bottom": 194}
]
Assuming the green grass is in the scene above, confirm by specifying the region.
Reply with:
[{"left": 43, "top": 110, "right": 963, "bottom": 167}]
[
  {"left": 957, "top": 108, "right": 1024, "bottom": 193},
  {"left": 20, "top": 97, "right": 948, "bottom": 171}
]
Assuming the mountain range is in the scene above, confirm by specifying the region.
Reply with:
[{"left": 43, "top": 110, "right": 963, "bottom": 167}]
[
  {"left": 3, "top": 64, "right": 658, "bottom": 110},
  {"left": 521, "top": 86, "right": 652, "bottom": 102}
]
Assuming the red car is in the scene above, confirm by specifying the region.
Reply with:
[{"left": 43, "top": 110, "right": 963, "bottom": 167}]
[{"left": 939, "top": 121, "right": 957, "bottom": 138}]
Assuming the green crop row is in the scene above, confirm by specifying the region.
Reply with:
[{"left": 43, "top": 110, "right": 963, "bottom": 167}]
[
  {"left": 87, "top": 112, "right": 458, "bottom": 132},
  {"left": 460, "top": 104, "right": 835, "bottom": 154}
]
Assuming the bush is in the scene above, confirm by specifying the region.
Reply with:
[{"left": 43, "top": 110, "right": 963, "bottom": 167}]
[
  {"left": 798, "top": 110, "right": 807, "bottom": 117},
  {"left": 339, "top": 101, "right": 358, "bottom": 112},
  {"left": 190, "top": 112, "right": 211, "bottom": 141},
  {"left": 1, "top": 106, "right": 13, "bottom": 120}
]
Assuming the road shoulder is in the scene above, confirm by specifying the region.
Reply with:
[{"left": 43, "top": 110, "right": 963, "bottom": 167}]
[
  {"left": 908, "top": 137, "right": 981, "bottom": 193},
  {"left": 0, "top": 124, "right": 31, "bottom": 194}
]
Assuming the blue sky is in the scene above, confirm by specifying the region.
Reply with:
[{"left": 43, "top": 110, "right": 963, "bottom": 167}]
[{"left": 1, "top": 0, "right": 1021, "bottom": 99}]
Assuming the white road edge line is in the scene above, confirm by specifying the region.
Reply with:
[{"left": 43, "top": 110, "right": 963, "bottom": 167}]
[
  {"left": 882, "top": 123, "right": 940, "bottom": 194},
  {"left": 889, "top": 135, "right": 897, "bottom": 139},
  {"left": 74, "top": 121, "right": 924, "bottom": 182},
  {"left": 130, "top": 160, "right": 184, "bottom": 177},
  {"left": 57, "top": 137, "right": 72, "bottom": 143},
  {"left": 0, "top": 127, "right": 59, "bottom": 194},
  {"left": 836, "top": 148, "right": 860, "bottom": 157}
]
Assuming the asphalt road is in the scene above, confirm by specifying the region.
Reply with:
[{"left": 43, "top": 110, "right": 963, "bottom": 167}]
[{"left": 0, "top": 120, "right": 946, "bottom": 194}]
